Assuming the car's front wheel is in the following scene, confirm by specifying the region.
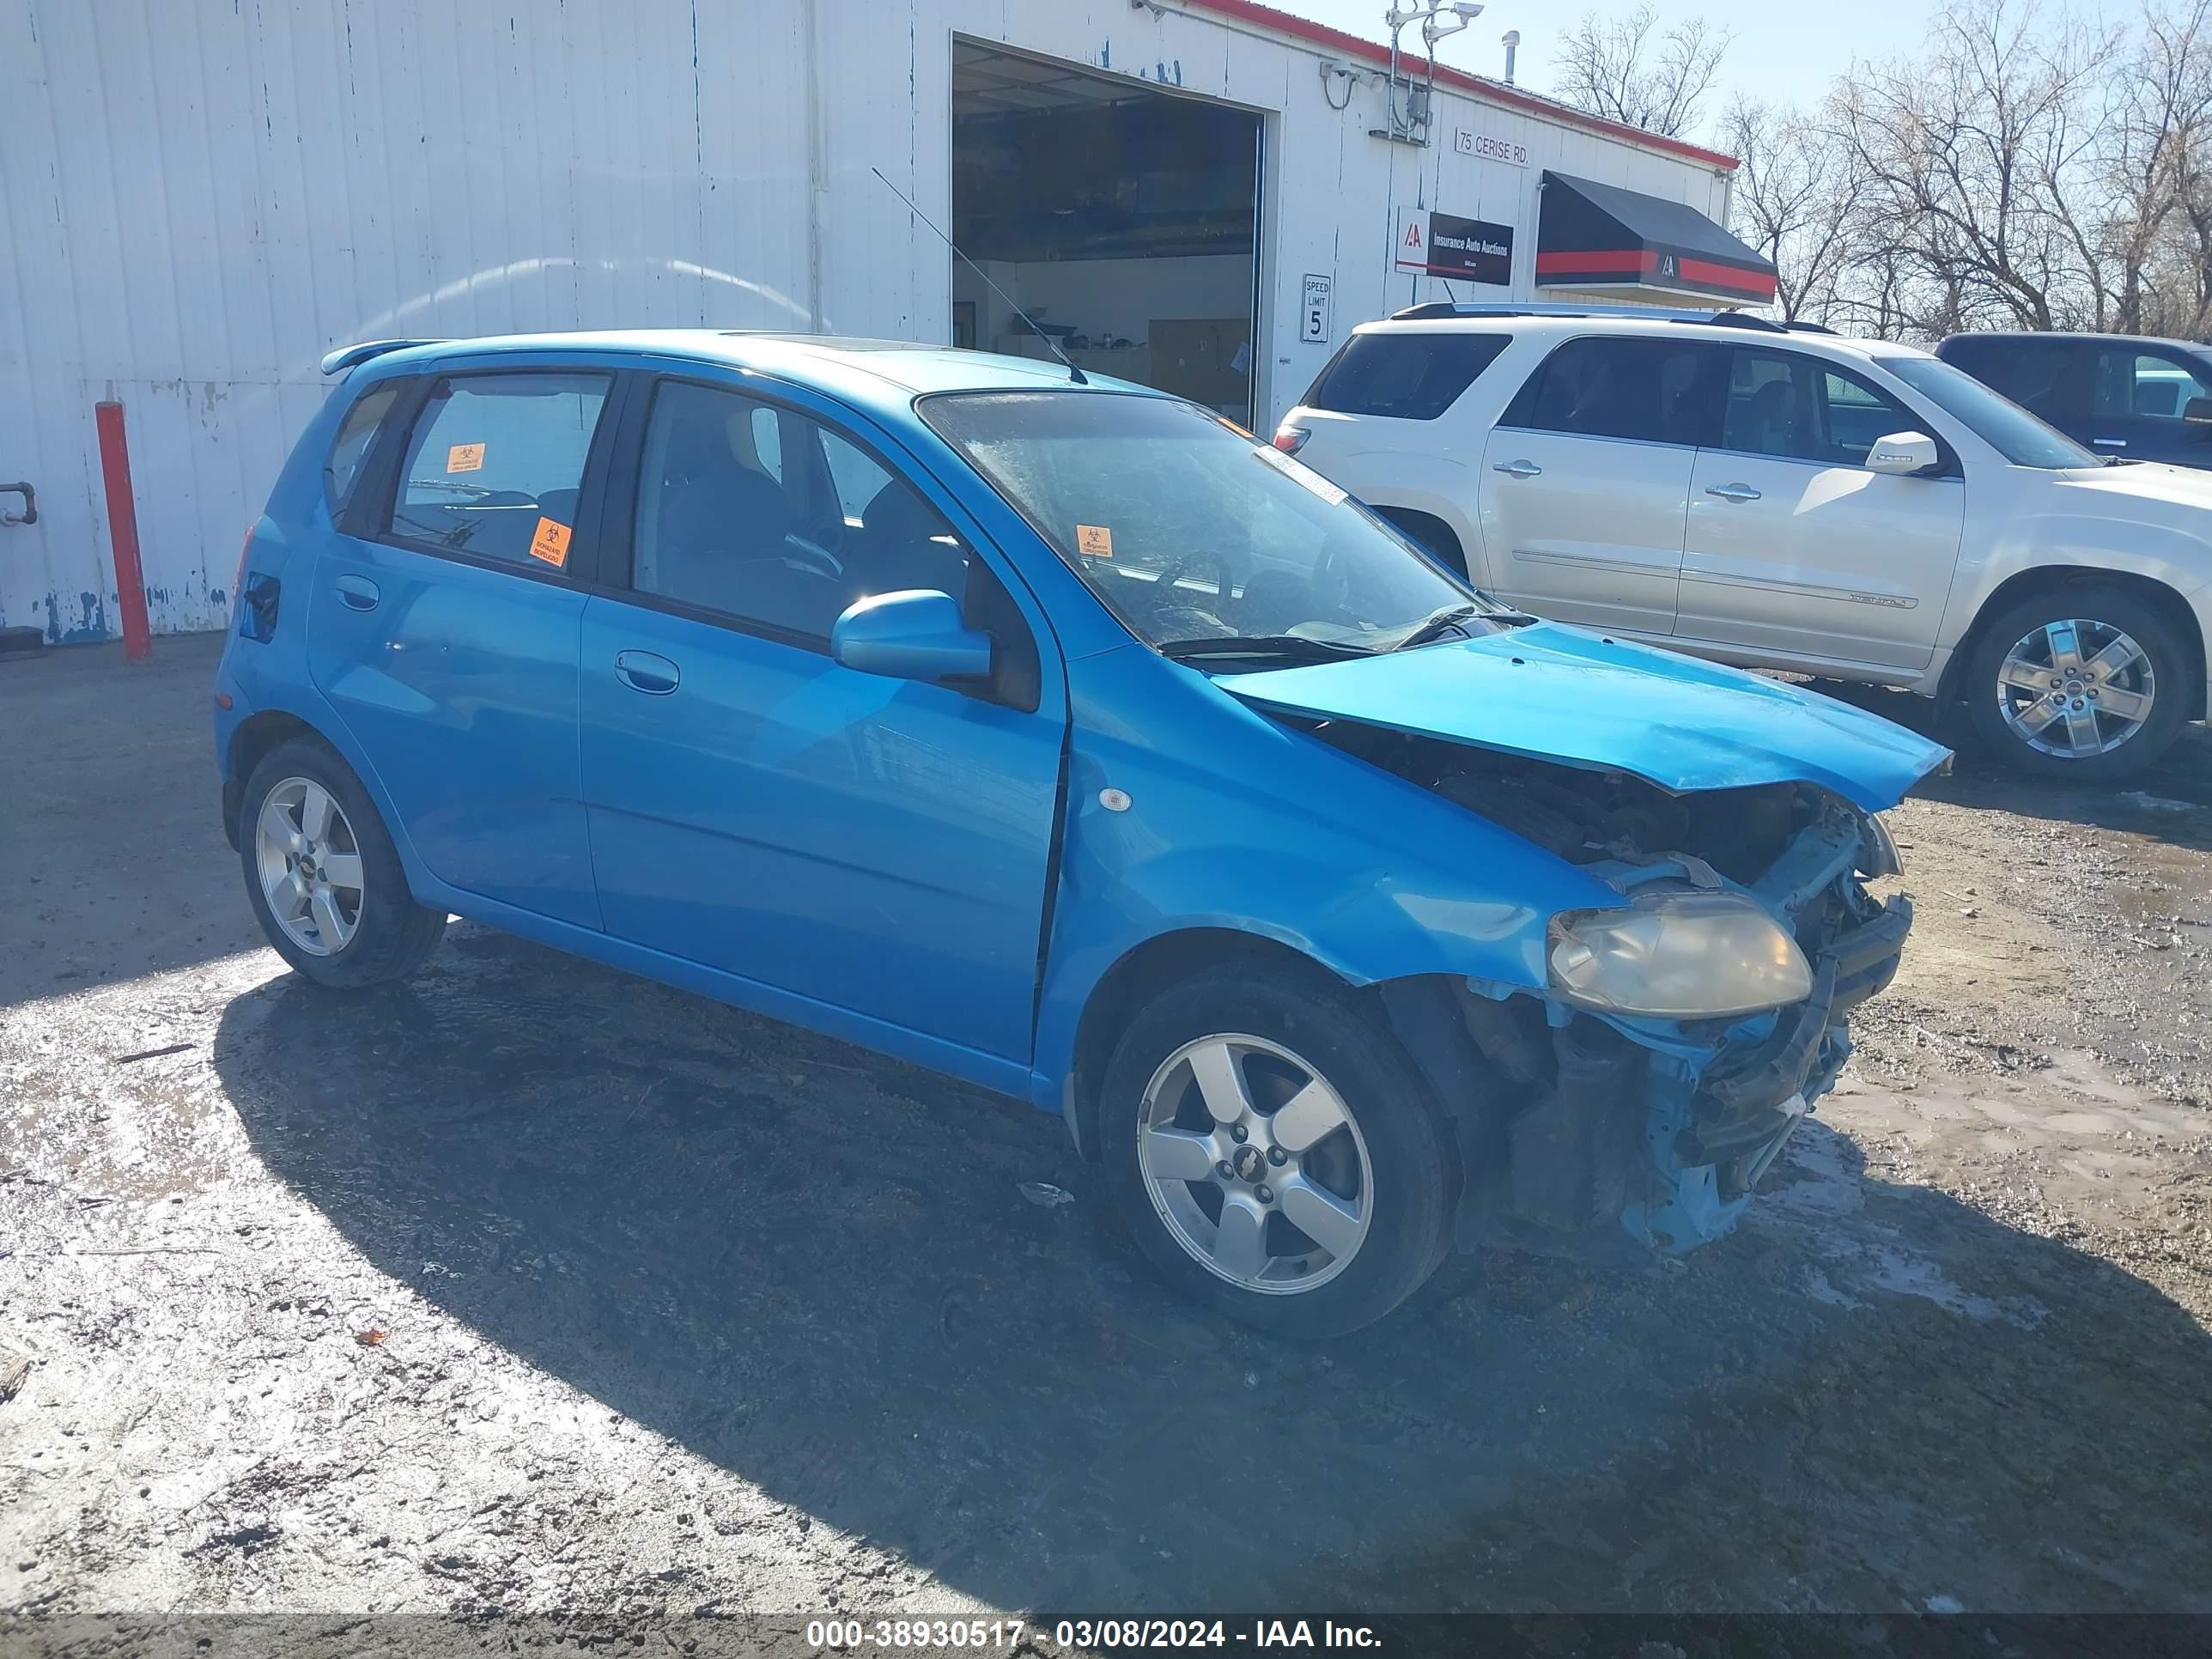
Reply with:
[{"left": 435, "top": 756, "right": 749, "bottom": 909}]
[
  {"left": 240, "top": 736, "right": 447, "bottom": 988},
  {"left": 1965, "top": 586, "right": 2191, "bottom": 779},
  {"left": 1098, "top": 961, "right": 1455, "bottom": 1338}
]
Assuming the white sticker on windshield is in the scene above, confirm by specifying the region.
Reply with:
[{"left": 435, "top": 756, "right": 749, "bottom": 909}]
[{"left": 1255, "top": 442, "right": 1349, "bottom": 506}]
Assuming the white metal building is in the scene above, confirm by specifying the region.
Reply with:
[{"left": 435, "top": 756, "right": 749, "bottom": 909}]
[{"left": 0, "top": 0, "right": 1756, "bottom": 642}]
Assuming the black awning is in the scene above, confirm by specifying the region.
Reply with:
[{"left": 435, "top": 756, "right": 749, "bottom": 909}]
[{"left": 1535, "top": 171, "right": 1777, "bottom": 305}]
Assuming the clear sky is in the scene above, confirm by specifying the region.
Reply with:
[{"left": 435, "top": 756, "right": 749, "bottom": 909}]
[{"left": 1271, "top": 0, "right": 1946, "bottom": 141}]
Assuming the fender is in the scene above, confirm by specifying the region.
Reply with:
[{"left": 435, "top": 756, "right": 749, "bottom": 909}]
[{"left": 1024, "top": 647, "right": 1624, "bottom": 1106}]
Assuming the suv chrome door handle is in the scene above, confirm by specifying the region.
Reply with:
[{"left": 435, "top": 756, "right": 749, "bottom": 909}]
[
  {"left": 2093, "top": 436, "right": 2126, "bottom": 447},
  {"left": 1492, "top": 459, "right": 1542, "bottom": 478},
  {"left": 334, "top": 574, "right": 380, "bottom": 611},
  {"left": 613, "top": 650, "right": 681, "bottom": 696},
  {"left": 1705, "top": 483, "right": 1762, "bottom": 503}
]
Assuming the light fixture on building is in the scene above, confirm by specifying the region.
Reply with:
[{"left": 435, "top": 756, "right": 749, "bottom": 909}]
[{"left": 1374, "top": 1, "right": 1484, "bottom": 145}]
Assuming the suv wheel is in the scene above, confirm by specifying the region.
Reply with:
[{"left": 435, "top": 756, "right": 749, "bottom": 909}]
[
  {"left": 1966, "top": 586, "right": 2189, "bottom": 779},
  {"left": 240, "top": 737, "right": 447, "bottom": 988},
  {"left": 1098, "top": 961, "right": 1454, "bottom": 1338}
]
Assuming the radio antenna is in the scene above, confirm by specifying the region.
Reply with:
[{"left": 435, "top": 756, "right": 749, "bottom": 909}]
[{"left": 872, "top": 166, "right": 1087, "bottom": 386}]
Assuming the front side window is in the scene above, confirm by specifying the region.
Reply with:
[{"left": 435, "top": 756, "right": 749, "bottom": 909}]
[
  {"left": 631, "top": 380, "right": 969, "bottom": 641},
  {"left": 1877, "top": 356, "right": 2100, "bottom": 469},
  {"left": 325, "top": 382, "right": 402, "bottom": 514},
  {"left": 1504, "top": 337, "right": 1725, "bottom": 446},
  {"left": 922, "top": 391, "right": 1511, "bottom": 660},
  {"left": 1302, "top": 332, "right": 1511, "bottom": 420},
  {"left": 1717, "top": 349, "right": 1922, "bottom": 466},
  {"left": 2093, "top": 349, "right": 2212, "bottom": 422},
  {"left": 391, "top": 373, "right": 610, "bottom": 568}
]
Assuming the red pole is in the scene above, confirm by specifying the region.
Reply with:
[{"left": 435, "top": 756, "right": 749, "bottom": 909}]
[{"left": 94, "top": 400, "right": 153, "bottom": 663}]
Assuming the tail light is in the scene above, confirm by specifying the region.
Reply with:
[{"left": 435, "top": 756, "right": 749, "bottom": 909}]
[{"left": 1272, "top": 425, "right": 1310, "bottom": 456}]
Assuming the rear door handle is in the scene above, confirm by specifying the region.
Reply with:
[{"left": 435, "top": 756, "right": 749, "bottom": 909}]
[
  {"left": 613, "top": 650, "right": 681, "bottom": 696},
  {"left": 1492, "top": 459, "right": 1542, "bottom": 478},
  {"left": 334, "top": 574, "right": 380, "bottom": 611},
  {"left": 1704, "top": 483, "right": 1762, "bottom": 503}
]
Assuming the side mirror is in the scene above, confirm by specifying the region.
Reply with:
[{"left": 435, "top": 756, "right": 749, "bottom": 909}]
[
  {"left": 830, "top": 589, "right": 993, "bottom": 685},
  {"left": 2183, "top": 396, "right": 2212, "bottom": 423},
  {"left": 1866, "top": 430, "right": 1942, "bottom": 476}
]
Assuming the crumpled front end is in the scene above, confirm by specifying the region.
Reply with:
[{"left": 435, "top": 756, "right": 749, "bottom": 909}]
[{"left": 1443, "top": 796, "right": 1910, "bottom": 1261}]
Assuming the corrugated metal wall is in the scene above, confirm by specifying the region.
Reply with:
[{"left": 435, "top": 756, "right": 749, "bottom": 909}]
[{"left": 0, "top": 0, "right": 1731, "bottom": 642}]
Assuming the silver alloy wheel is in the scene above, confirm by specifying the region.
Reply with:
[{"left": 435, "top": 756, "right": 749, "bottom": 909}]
[
  {"left": 1995, "top": 617, "right": 2157, "bottom": 759},
  {"left": 253, "top": 776, "right": 365, "bottom": 957},
  {"left": 1137, "top": 1032, "right": 1374, "bottom": 1295}
]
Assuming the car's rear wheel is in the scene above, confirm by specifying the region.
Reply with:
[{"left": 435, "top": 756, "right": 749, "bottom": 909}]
[
  {"left": 1098, "top": 960, "right": 1454, "bottom": 1338},
  {"left": 1965, "top": 587, "right": 2190, "bottom": 780},
  {"left": 240, "top": 737, "right": 446, "bottom": 988}
]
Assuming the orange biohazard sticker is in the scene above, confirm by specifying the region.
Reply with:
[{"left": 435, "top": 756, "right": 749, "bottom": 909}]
[
  {"left": 1075, "top": 524, "right": 1114, "bottom": 558},
  {"left": 447, "top": 442, "right": 485, "bottom": 473},
  {"left": 529, "top": 516, "right": 573, "bottom": 568}
]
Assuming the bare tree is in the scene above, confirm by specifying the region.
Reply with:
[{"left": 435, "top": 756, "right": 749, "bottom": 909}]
[
  {"left": 1721, "top": 98, "right": 1863, "bottom": 323},
  {"left": 2102, "top": 0, "right": 2212, "bottom": 335},
  {"left": 1555, "top": 3, "right": 1734, "bottom": 138},
  {"left": 1833, "top": 0, "right": 2121, "bottom": 336}
]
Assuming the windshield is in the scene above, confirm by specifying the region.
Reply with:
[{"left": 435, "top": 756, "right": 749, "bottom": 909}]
[
  {"left": 921, "top": 391, "right": 1510, "bottom": 662},
  {"left": 1877, "top": 355, "right": 2101, "bottom": 469}
]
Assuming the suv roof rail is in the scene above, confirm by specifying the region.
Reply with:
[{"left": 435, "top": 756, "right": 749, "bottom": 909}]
[
  {"left": 319, "top": 338, "right": 447, "bottom": 377},
  {"left": 1385, "top": 301, "right": 1800, "bottom": 334}
]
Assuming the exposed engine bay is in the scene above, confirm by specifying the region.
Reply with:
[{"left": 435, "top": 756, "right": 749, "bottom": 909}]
[
  {"left": 1297, "top": 715, "right": 1913, "bottom": 1262},
  {"left": 1310, "top": 719, "right": 1821, "bottom": 884}
]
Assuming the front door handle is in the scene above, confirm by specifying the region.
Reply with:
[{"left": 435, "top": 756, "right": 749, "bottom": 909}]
[
  {"left": 613, "top": 650, "right": 681, "bottom": 696},
  {"left": 1492, "top": 459, "right": 1542, "bottom": 478},
  {"left": 334, "top": 574, "right": 380, "bottom": 611},
  {"left": 1704, "top": 483, "right": 1763, "bottom": 503}
]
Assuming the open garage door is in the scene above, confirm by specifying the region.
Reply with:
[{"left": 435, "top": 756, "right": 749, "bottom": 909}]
[{"left": 951, "top": 40, "right": 1261, "bottom": 428}]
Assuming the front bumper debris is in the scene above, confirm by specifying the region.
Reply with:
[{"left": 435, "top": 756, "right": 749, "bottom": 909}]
[{"left": 1460, "top": 804, "right": 1912, "bottom": 1260}]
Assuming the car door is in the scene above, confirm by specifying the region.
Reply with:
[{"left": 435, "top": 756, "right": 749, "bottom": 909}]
[
  {"left": 577, "top": 373, "right": 1065, "bottom": 1067},
  {"left": 1679, "top": 347, "right": 1964, "bottom": 672},
  {"left": 1477, "top": 334, "right": 1724, "bottom": 636},
  {"left": 2086, "top": 345, "right": 2212, "bottom": 468},
  {"left": 307, "top": 364, "right": 618, "bottom": 929}
]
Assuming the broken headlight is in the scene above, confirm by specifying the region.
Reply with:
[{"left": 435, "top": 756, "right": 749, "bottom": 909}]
[{"left": 1548, "top": 889, "right": 1814, "bottom": 1019}]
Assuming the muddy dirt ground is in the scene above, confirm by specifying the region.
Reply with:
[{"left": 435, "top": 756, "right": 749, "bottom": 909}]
[{"left": 3, "top": 636, "right": 2209, "bottom": 1646}]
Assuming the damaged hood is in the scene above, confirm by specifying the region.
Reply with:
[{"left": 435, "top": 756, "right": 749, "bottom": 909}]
[{"left": 1220, "top": 622, "right": 1951, "bottom": 811}]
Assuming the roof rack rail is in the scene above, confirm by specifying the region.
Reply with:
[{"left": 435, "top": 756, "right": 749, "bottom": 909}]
[
  {"left": 1387, "top": 301, "right": 1790, "bottom": 333},
  {"left": 319, "top": 338, "right": 447, "bottom": 376}
]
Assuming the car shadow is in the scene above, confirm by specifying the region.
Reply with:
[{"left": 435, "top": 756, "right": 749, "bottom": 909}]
[
  {"left": 214, "top": 927, "right": 2212, "bottom": 1613},
  {"left": 1796, "top": 676, "right": 2212, "bottom": 848}
]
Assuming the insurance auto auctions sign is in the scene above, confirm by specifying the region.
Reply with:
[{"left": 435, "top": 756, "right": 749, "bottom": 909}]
[{"left": 1395, "top": 209, "right": 1514, "bottom": 286}]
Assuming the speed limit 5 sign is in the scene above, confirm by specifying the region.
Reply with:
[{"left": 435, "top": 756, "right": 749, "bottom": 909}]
[{"left": 1300, "top": 274, "right": 1333, "bottom": 343}]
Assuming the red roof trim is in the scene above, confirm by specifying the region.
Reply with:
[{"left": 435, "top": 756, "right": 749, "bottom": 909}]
[{"left": 1184, "top": 0, "right": 1741, "bottom": 172}]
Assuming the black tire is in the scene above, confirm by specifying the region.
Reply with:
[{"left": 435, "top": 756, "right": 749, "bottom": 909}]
[
  {"left": 1097, "top": 959, "right": 1455, "bottom": 1339},
  {"left": 1370, "top": 506, "right": 1469, "bottom": 579},
  {"left": 1964, "top": 586, "right": 2192, "bottom": 781},
  {"left": 238, "top": 735, "right": 446, "bottom": 988}
]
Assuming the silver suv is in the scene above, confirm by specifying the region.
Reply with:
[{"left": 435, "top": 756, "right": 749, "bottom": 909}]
[{"left": 1278, "top": 304, "right": 2212, "bottom": 779}]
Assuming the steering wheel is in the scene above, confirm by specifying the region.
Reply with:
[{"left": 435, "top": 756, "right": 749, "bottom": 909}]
[
  {"left": 781, "top": 522, "right": 846, "bottom": 580},
  {"left": 1152, "top": 549, "right": 1237, "bottom": 617}
]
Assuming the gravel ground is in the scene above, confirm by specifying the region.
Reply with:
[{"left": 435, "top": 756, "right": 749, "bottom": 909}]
[{"left": 2, "top": 636, "right": 2209, "bottom": 1647}]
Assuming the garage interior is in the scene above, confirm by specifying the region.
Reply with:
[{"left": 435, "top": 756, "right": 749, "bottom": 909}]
[{"left": 950, "top": 40, "right": 1262, "bottom": 427}]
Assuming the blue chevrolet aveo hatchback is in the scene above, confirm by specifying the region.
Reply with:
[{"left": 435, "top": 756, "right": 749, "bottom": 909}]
[{"left": 216, "top": 331, "right": 1948, "bottom": 1335}]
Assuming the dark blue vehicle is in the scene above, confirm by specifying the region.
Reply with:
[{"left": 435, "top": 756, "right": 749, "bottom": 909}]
[
  {"left": 1936, "top": 331, "right": 2212, "bottom": 468},
  {"left": 216, "top": 332, "right": 1948, "bottom": 1334}
]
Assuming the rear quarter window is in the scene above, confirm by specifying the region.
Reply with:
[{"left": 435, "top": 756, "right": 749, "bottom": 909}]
[
  {"left": 1301, "top": 331, "right": 1510, "bottom": 420},
  {"left": 324, "top": 381, "right": 402, "bottom": 514}
]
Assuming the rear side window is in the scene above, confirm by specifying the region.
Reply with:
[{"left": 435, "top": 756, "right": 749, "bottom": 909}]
[
  {"left": 389, "top": 373, "right": 611, "bottom": 568},
  {"left": 1503, "top": 337, "right": 1725, "bottom": 446},
  {"left": 1943, "top": 338, "right": 2088, "bottom": 425},
  {"left": 1302, "top": 332, "right": 1510, "bottom": 419},
  {"left": 324, "top": 382, "right": 401, "bottom": 513}
]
